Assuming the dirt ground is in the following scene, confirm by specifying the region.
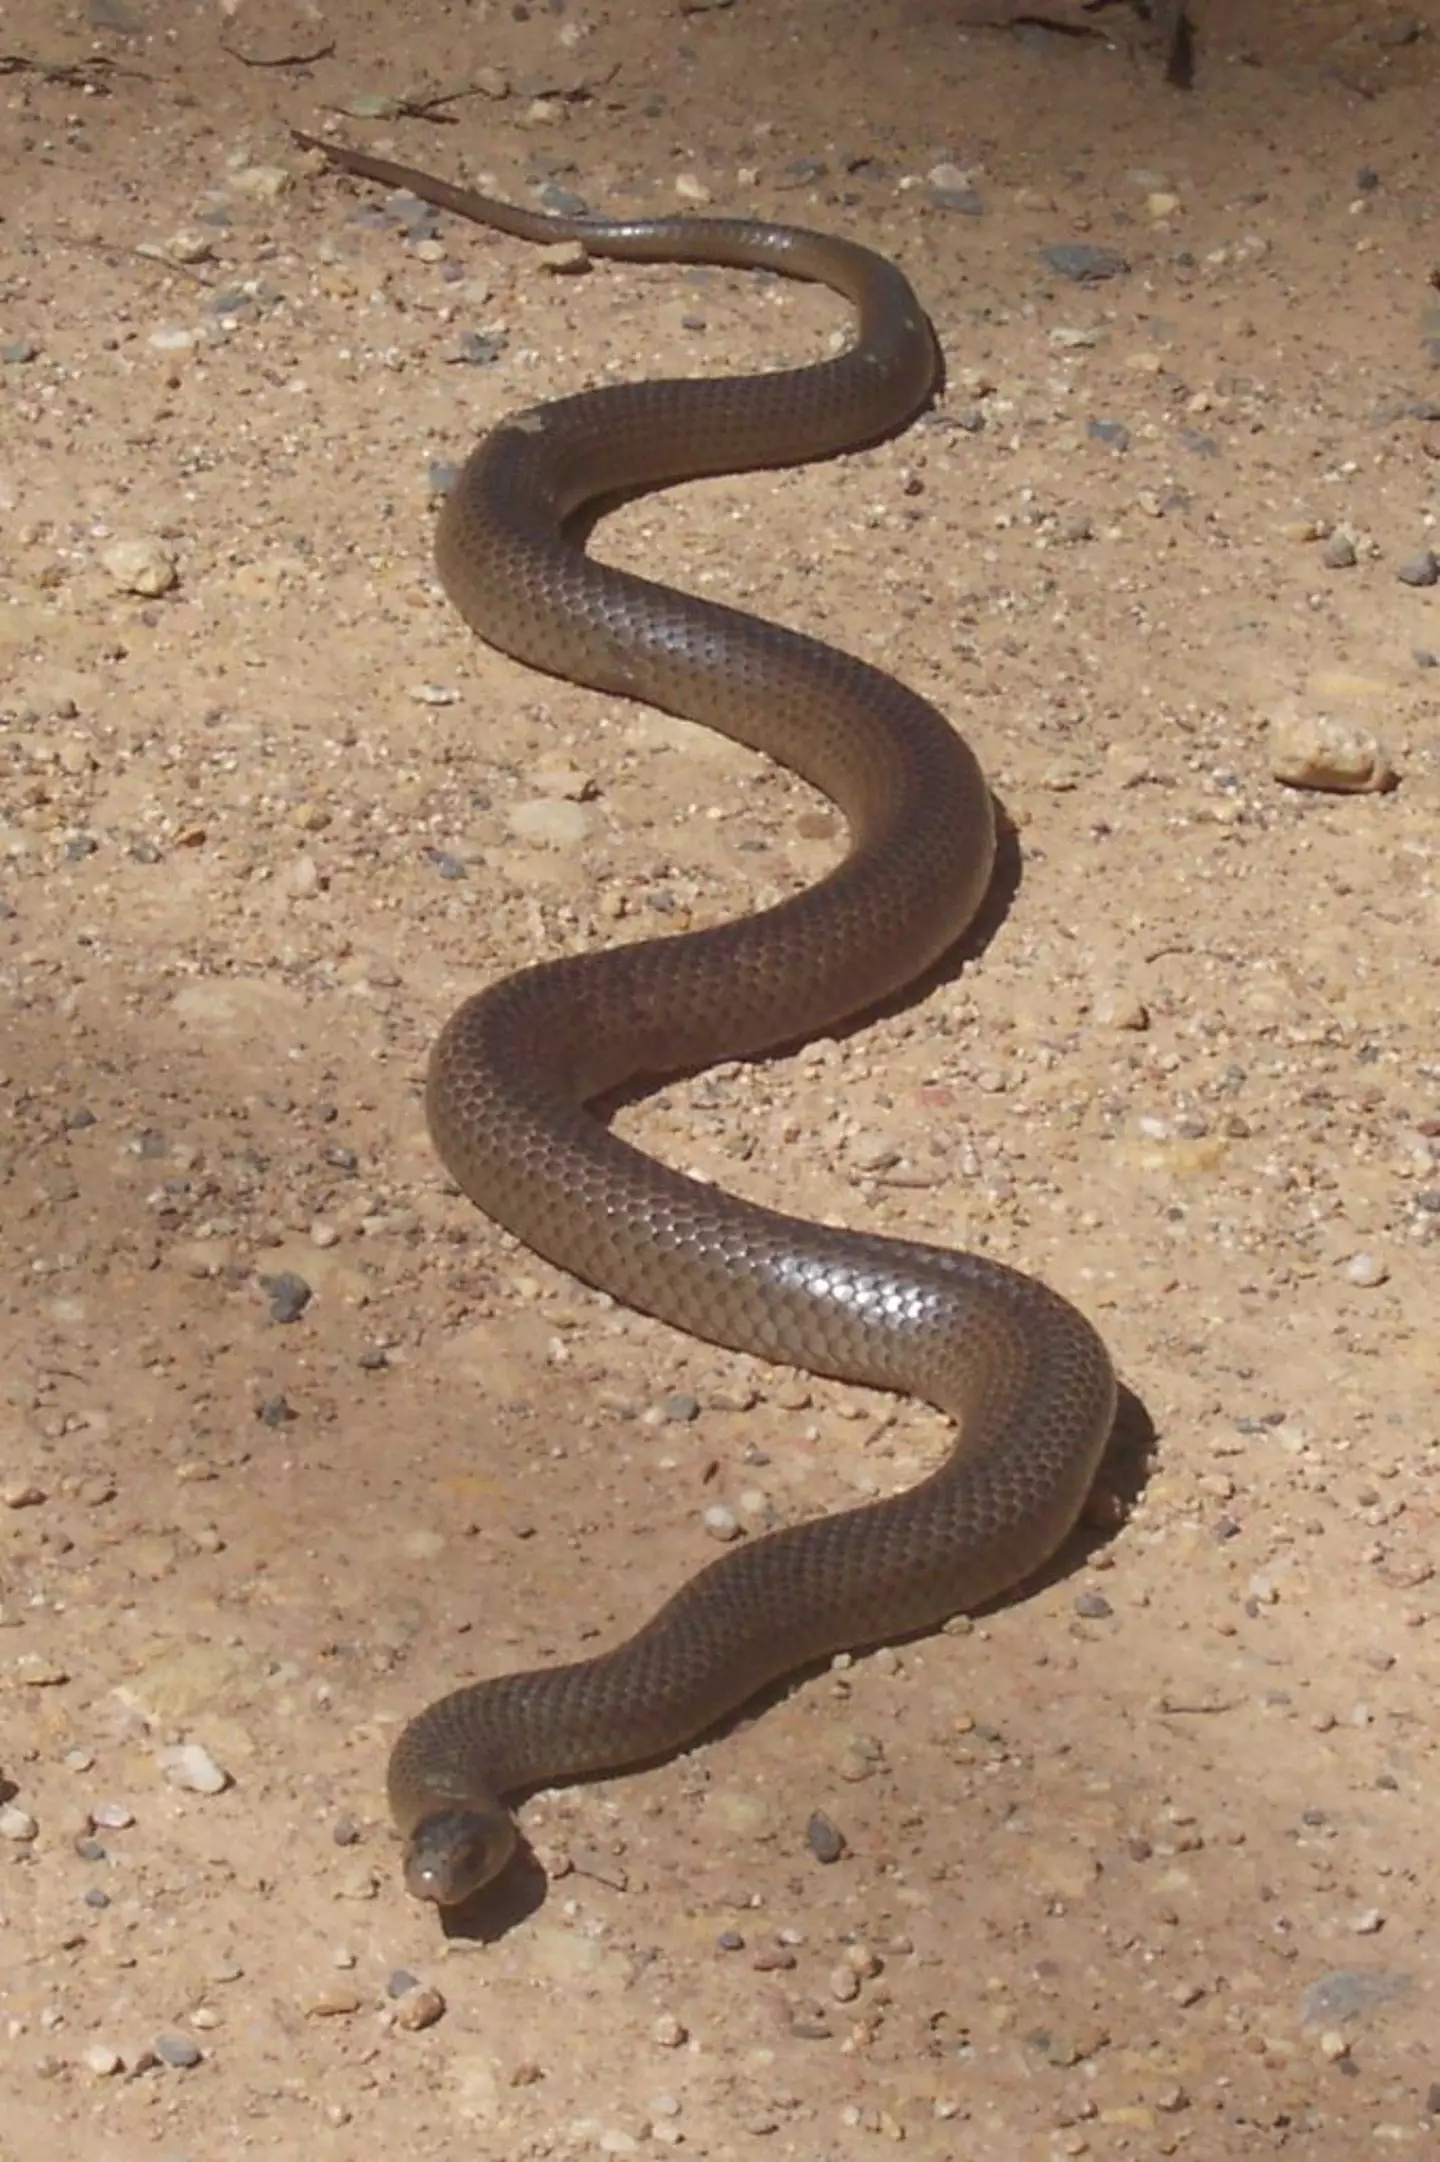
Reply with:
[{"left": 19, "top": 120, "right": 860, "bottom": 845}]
[{"left": 2, "top": 0, "right": 1438, "bottom": 2155}]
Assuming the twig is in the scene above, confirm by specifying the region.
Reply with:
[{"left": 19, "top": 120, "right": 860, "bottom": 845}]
[
  {"left": 217, "top": 37, "right": 336, "bottom": 70},
  {"left": 56, "top": 230, "right": 217, "bottom": 288},
  {"left": 0, "top": 50, "right": 147, "bottom": 89}
]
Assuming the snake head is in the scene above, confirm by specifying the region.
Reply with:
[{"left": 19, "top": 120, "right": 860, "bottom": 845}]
[{"left": 402, "top": 1805, "right": 518, "bottom": 1906}]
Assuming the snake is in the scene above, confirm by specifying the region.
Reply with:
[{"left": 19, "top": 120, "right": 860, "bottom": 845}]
[{"left": 294, "top": 132, "right": 1118, "bottom": 1908}]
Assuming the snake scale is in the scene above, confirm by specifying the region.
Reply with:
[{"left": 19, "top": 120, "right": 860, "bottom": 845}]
[{"left": 294, "top": 131, "right": 1118, "bottom": 1907}]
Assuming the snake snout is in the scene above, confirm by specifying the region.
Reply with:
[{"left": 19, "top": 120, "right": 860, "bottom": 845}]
[{"left": 402, "top": 1805, "right": 518, "bottom": 1906}]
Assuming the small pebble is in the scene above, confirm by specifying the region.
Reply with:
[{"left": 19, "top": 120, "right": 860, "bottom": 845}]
[
  {"left": 536, "top": 240, "right": 591, "bottom": 275},
  {"left": 453, "top": 329, "right": 507, "bottom": 366},
  {"left": 1396, "top": 549, "right": 1438, "bottom": 586},
  {"left": 229, "top": 163, "right": 289, "bottom": 202},
  {"left": 82, "top": 2044, "right": 123, "bottom": 2076},
  {"left": 535, "top": 183, "right": 588, "bottom": 216},
  {"left": 651, "top": 2013, "right": 688, "bottom": 2047},
  {"left": 261, "top": 1270, "right": 313, "bottom": 1324},
  {"left": 806, "top": 1810, "right": 846, "bottom": 1863},
  {"left": 101, "top": 537, "right": 178, "bottom": 597},
  {"left": 1269, "top": 711, "right": 1395, "bottom": 794},
  {"left": 154, "top": 2033, "right": 203, "bottom": 2069},
  {"left": 159, "top": 1742, "right": 230, "bottom": 1796},
  {"left": 0, "top": 1805, "right": 38, "bottom": 1842},
  {"left": 931, "top": 167, "right": 985, "bottom": 215},
  {"left": 1044, "top": 242, "right": 1129, "bottom": 283},
  {"left": 1322, "top": 532, "right": 1358, "bottom": 569},
  {"left": 1094, "top": 987, "right": 1149, "bottom": 1030},
  {"left": 306, "top": 1984, "right": 363, "bottom": 2017},
  {"left": 166, "top": 228, "right": 215, "bottom": 264},
  {"left": 393, "top": 1984, "right": 446, "bottom": 2030},
  {"left": 1344, "top": 1252, "right": 1389, "bottom": 1288},
  {"left": 507, "top": 799, "right": 591, "bottom": 847},
  {"left": 702, "top": 1503, "right": 741, "bottom": 1542}
]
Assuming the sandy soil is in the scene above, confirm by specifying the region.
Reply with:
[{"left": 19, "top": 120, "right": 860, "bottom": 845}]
[{"left": 2, "top": 0, "right": 1438, "bottom": 2155}]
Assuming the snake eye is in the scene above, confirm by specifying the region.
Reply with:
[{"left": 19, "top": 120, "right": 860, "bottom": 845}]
[{"left": 403, "top": 1807, "right": 517, "bottom": 1906}]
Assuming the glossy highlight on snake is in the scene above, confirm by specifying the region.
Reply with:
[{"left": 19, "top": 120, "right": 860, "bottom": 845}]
[{"left": 294, "top": 130, "right": 1118, "bottom": 1908}]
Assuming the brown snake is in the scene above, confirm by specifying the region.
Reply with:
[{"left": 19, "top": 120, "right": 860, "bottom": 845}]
[{"left": 295, "top": 133, "right": 1118, "bottom": 1907}]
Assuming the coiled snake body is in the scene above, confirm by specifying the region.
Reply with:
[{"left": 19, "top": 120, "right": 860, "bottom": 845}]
[{"left": 296, "top": 134, "right": 1118, "bottom": 1907}]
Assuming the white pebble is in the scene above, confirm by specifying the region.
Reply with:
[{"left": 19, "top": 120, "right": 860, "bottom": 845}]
[
  {"left": 393, "top": 1984, "right": 446, "bottom": 2030},
  {"left": 159, "top": 1742, "right": 230, "bottom": 1796},
  {"left": 1094, "top": 986, "right": 1149, "bottom": 1031},
  {"left": 82, "top": 2043, "right": 123, "bottom": 2076},
  {"left": 536, "top": 240, "right": 591, "bottom": 275},
  {"left": 701, "top": 1504, "right": 741, "bottom": 1543},
  {"left": 101, "top": 536, "right": 178, "bottom": 597},
  {"left": 507, "top": 798, "right": 591, "bottom": 847},
  {"left": 166, "top": 229, "right": 215, "bottom": 264},
  {"left": 228, "top": 162, "right": 290, "bottom": 202},
  {"left": 1269, "top": 709, "right": 1395, "bottom": 793},
  {"left": 1344, "top": 1251, "right": 1389, "bottom": 1287},
  {"left": 0, "top": 1806, "right": 37, "bottom": 1842},
  {"left": 91, "top": 1801, "right": 134, "bottom": 1829}
]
